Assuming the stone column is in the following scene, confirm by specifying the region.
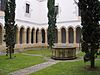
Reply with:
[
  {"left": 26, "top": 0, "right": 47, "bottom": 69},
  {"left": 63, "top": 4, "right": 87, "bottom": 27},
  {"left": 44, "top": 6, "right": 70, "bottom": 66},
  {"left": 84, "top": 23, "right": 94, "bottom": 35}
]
[
  {"left": 0, "top": 28, "right": 6, "bottom": 51},
  {"left": 45, "top": 30, "right": 48, "bottom": 46},
  {"left": 66, "top": 30, "right": 69, "bottom": 46},
  {"left": 34, "top": 30, "right": 36, "bottom": 44},
  {"left": 33, "top": 30, "right": 36, "bottom": 47},
  {"left": 58, "top": 29, "right": 61, "bottom": 46},
  {"left": 16, "top": 30, "right": 20, "bottom": 44},
  {"left": 2, "top": 29, "right": 5, "bottom": 45},
  {"left": 74, "top": 29, "right": 76, "bottom": 47}
]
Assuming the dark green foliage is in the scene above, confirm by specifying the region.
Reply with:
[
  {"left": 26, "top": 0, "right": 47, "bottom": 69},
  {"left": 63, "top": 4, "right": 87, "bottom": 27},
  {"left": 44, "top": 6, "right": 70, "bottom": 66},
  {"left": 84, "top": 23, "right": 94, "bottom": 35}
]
[
  {"left": 4, "top": 0, "right": 16, "bottom": 58},
  {"left": 47, "top": 0, "right": 58, "bottom": 48},
  {"left": 78, "top": 0, "right": 100, "bottom": 68}
]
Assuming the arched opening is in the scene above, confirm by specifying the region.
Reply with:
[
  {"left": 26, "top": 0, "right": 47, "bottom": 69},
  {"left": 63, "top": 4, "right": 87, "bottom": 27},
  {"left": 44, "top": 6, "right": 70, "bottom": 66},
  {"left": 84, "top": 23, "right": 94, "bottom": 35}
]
[
  {"left": 26, "top": 28, "right": 30, "bottom": 44},
  {"left": 31, "top": 28, "right": 34, "bottom": 43},
  {"left": 41, "top": 29, "right": 45, "bottom": 43},
  {"left": 61, "top": 28, "right": 66, "bottom": 43},
  {"left": 20, "top": 27, "right": 24, "bottom": 44},
  {"left": 54, "top": 29, "right": 58, "bottom": 43},
  {"left": 36, "top": 29, "right": 39, "bottom": 43},
  {"left": 76, "top": 27, "right": 81, "bottom": 43},
  {"left": 0, "top": 25, "right": 2, "bottom": 45},
  {"left": 68, "top": 27, "right": 74, "bottom": 43}
]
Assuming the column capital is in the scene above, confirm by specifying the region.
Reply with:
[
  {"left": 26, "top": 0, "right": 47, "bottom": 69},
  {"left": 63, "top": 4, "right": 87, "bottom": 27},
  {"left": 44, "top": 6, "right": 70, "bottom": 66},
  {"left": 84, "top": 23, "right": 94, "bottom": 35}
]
[{"left": 74, "top": 28, "right": 76, "bottom": 31}]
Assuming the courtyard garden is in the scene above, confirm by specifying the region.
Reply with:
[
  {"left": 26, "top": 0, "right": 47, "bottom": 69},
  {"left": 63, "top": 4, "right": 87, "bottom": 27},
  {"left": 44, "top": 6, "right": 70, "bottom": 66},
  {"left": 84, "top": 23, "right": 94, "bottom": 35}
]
[
  {"left": 30, "top": 60, "right": 100, "bottom": 75},
  {"left": 0, "top": 49, "right": 51, "bottom": 75},
  {"left": 0, "top": 48, "right": 100, "bottom": 75}
]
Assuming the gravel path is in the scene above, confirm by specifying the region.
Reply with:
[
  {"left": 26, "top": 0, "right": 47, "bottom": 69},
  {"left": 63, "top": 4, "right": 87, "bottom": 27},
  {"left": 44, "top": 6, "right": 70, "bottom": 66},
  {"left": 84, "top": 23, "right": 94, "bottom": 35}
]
[{"left": 9, "top": 60, "right": 59, "bottom": 75}]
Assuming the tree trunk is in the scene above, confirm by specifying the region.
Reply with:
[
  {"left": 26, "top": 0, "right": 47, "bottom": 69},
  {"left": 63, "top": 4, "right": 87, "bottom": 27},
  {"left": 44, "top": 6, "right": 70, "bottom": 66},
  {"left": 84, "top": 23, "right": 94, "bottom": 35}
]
[
  {"left": 9, "top": 47, "right": 12, "bottom": 59},
  {"left": 90, "top": 49, "right": 95, "bottom": 68}
]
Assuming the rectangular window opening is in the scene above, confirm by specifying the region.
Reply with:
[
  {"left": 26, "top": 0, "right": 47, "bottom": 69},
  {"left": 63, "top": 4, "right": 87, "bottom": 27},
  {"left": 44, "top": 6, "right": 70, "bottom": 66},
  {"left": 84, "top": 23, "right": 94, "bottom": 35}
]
[{"left": 26, "top": 3, "right": 30, "bottom": 13}]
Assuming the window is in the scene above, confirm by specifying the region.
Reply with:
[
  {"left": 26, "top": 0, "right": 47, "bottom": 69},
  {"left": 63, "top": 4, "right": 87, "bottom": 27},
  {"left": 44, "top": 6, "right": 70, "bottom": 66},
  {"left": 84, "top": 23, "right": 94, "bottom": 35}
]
[
  {"left": 54, "top": 5, "right": 59, "bottom": 18},
  {"left": 54, "top": 5, "right": 59, "bottom": 15},
  {"left": 26, "top": 3, "right": 30, "bottom": 13}
]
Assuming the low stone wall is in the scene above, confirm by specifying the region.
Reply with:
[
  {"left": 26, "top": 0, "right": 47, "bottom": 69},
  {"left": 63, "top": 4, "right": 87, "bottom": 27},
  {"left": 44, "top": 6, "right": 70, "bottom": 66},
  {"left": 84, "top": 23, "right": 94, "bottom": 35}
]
[{"left": 0, "top": 43, "right": 49, "bottom": 52}]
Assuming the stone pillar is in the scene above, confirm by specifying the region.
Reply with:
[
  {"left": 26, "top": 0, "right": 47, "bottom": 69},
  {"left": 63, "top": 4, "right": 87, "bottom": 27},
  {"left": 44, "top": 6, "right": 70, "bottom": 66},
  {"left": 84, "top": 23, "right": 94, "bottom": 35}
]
[
  {"left": 34, "top": 30, "right": 36, "bottom": 44},
  {"left": 2, "top": 29, "right": 5, "bottom": 45},
  {"left": 38, "top": 30, "right": 42, "bottom": 44},
  {"left": 45, "top": 30, "right": 48, "bottom": 46},
  {"left": 74, "top": 29, "right": 76, "bottom": 47},
  {"left": 33, "top": 30, "right": 36, "bottom": 47},
  {"left": 16, "top": 30, "right": 20, "bottom": 44},
  {"left": 66, "top": 30, "right": 69, "bottom": 46},
  {"left": 58, "top": 29, "right": 61, "bottom": 46},
  {"left": 0, "top": 28, "right": 6, "bottom": 51}
]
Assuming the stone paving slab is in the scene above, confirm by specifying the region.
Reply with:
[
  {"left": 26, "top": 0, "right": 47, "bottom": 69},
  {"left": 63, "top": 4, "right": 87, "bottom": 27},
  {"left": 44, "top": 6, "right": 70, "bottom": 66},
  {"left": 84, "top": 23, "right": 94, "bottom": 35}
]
[{"left": 9, "top": 60, "right": 59, "bottom": 75}]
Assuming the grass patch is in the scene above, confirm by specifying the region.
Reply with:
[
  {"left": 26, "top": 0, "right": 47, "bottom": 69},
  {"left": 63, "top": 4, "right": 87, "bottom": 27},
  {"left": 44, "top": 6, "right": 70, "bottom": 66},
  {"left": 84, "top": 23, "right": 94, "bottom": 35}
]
[
  {"left": 30, "top": 60, "right": 100, "bottom": 75},
  {"left": 0, "top": 53, "right": 46, "bottom": 74},
  {"left": 77, "top": 51, "right": 85, "bottom": 57},
  {"left": 77, "top": 51, "right": 100, "bottom": 58},
  {"left": 24, "top": 49, "right": 52, "bottom": 57}
]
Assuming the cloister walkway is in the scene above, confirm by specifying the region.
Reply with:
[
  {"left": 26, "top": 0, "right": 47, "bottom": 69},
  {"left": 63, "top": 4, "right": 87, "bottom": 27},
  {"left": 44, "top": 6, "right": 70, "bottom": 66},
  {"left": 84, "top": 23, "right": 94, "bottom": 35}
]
[{"left": 0, "top": 52, "right": 99, "bottom": 75}]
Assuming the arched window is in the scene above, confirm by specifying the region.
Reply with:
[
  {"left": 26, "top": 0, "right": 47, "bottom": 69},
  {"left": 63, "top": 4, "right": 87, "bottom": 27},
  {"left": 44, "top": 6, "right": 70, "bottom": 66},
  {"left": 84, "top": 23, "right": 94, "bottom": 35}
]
[
  {"left": 36, "top": 29, "right": 39, "bottom": 43},
  {"left": 61, "top": 28, "right": 66, "bottom": 43},
  {"left": 41, "top": 29, "right": 45, "bottom": 43},
  {"left": 20, "top": 27, "right": 24, "bottom": 44},
  {"left": 26, "top": 28, "right": 30, "bottom": 44},
  {"left": 31, "top": 28, "right": 34, "bottom": 43},
  {"left": 76, "top": 27, "right": 81, "bottom": 43},
  {"left": 68, "top": 27, "right": 74, "bottom": 43}
]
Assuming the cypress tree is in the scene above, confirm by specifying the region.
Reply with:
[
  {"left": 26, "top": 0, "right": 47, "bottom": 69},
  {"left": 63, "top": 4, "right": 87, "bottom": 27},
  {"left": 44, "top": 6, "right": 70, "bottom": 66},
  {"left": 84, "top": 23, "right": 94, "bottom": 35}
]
[
  {"left": 4, "top": 0, "right": 16, "bottom": 59},
  {"left": 47, "top": 0, "right": 58, "bottom": 48},
  {"left": 78, "top": 0, "right": 100, "bottom": 68}
]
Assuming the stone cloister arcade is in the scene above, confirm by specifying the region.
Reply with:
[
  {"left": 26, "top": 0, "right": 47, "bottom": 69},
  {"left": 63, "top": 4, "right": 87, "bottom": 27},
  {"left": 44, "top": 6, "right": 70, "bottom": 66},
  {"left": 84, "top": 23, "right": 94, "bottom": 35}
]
[{"left": 0, "top": 24, "right": 81, "bottom": 50}]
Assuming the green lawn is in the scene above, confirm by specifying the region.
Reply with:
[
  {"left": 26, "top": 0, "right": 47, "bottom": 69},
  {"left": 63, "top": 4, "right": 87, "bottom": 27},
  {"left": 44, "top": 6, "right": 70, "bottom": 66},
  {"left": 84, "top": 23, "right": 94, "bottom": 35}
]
[
  {"left": 0, "top": 48, "right": 100, "bottom": 75},
  {"left": 30, "top": 60, "right": 100, "bottom": 75},
  {"left": 0, "top": 53, "right": 46, "bottom": 75},
  {"left": 76, "top": 51, "right": 85, "bottom": 57},
  {"left": 77, "top": 51, "right": 100, "bottom": 58},
  {"left": 24, "top": 49, "right": 52, "bottom": 57}
]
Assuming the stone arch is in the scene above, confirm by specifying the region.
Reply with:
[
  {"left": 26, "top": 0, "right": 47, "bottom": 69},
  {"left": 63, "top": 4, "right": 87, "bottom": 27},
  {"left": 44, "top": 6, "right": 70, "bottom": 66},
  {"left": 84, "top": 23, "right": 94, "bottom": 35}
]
[
  {"left": 68, "top": 27, "right": 74, "bottom": 43},
  {"left": 54, "top": 29, "right": 58, "bottom": 43},
  {"left": 0, "top": 24, "right": 2, "bottom": 45},
  {"left": 20, "top": 27, "right": 25, "bottom": 44},
  {"left": 41, "top": 29, "right": 45, "bottom": 43},
  {"left": 31, "top": 28, "right": 35, "bottom": 43},
  {"left": 76, "top": 27, "right": 81, "bottom": 43},
  {"left": 61, "top": 27, "right": 66, "bottom": 43},
  {"left": 26, "top": 27, "right": 30, "bottom": 44},
  {"left": 36, "top": 28, "right": 39, "bottom": 43}
]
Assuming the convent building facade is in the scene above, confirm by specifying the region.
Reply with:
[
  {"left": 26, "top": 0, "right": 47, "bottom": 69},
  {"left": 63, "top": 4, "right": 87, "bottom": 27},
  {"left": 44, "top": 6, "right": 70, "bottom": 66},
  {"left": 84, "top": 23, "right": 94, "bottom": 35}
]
[{"left": 0, "top": 0, "right": 81, "bottom": 51}]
